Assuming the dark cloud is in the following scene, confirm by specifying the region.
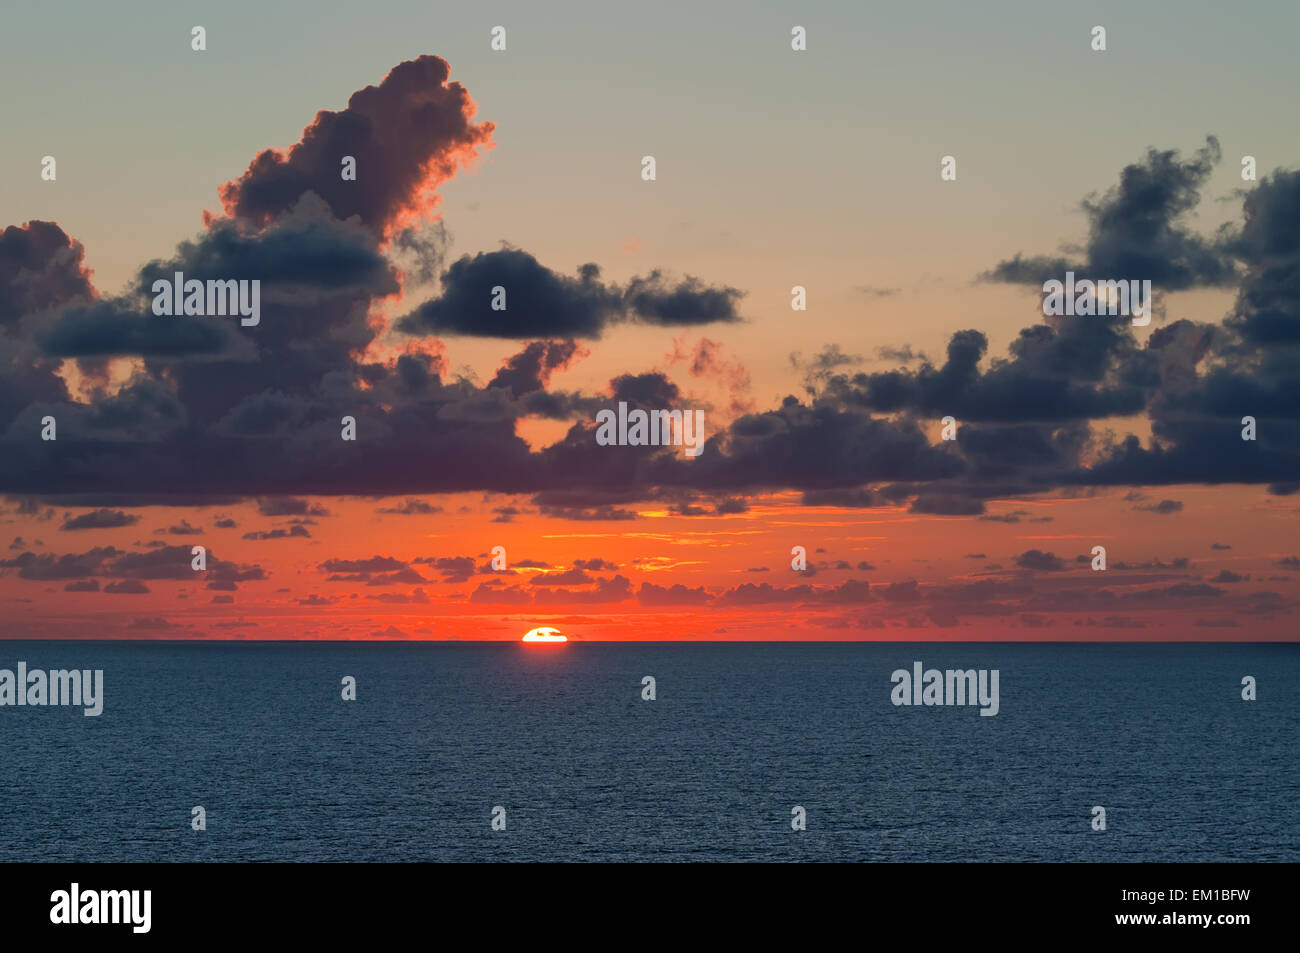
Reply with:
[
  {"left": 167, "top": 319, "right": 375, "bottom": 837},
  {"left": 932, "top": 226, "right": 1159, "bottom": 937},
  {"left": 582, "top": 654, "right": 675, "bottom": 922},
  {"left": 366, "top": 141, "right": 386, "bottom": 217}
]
[
  {"left": 1220, "top": 169, "right": 1300, "bottom": 348},
  {"left": 128, "top": 617, "right": 175, "bottom": 630},
  {"left": 399, "top": 251, "right": 616, "bottom": 338},
  {"left": 468, "top": 582, "right": 530, "bottom": 605},
  {"left": 320, "top": 556, "right": 409, "bottom": 574},
  {"left": 375, "top": 499, "right": 443, "bottom": 515},
  {"left": 36, "top": 299, "right": 238, "bottom": 358},
  {"left": 488, "top": 340, "right": 582, "bottom": 397},
  {"left": 358, "top": 568, "right": 426, "bottom": 586},
  {"left": 666, "top": 399, "right": 960, "bottom": 493},
  {"left": 637, "top": 582, "right": 712, "bottom": 606},
  {"left": 910, "top": 495, "right": 984, "bottom": 516},
  {"left": 818, "top": 325, "right": 1148, "bottom": 424},
  {"left": 106, "top": 544, "right": 263, "bottom": 584},
  {"left": 1016, "top": 549, "right": 1068, "bottom": 572},
  {"left": 389, "top": 223, "right": 450, "bottom": 286},
  {"left": 243, "top": 526, "right": 311, "bottom": 540},
  {"left": 1051, "top": 167, "right": 1300, "bottom": 488},
  {"left": 1135, "top": 499, "right": 1183, "bottom": 514},
  {"left": 257, "top": 497, "right": 330, "bottom": 517},
  {"left": 412, "top": 555, "right": 477, "bottom": 583},
  {"left": 60, "top": 509, "right": 139, "bottom": 531},
  {"left": 671, "top": 502, "right": 711, "bottom": 517},
  {"left": 216, "top": 55, "right": 494, "bottom": 238},
  {"left": 533, "top": 574, "right": 632, "bottom": 604},
  {"left": 1109, "top": 556, "right": 1190, "bottom": 571},
  {"left": 0, "top": 545, "right": 121, "bottom": 580},
  {"left": 37, "top": 201, "right": 393, "bottom": 366},
  {"left": 2, "top": 94, "right": 1296, "bottom": 539},
  {"left": 980, "top": 510, "right": 1027, "bottom": 523},
  {"left": 573, "top": 558, "right": 617, "bottom": 571},
  {"left": 985, "top": 137, "right": 1235, "bottom": 291},
  {"left": 622, "top": 271, "right": 744, "bottom": 326},
  {"left": 880, "top": 580, "right": 920, "bottom": 603},
  {"left": 716, "top": 579, "right": 872, "bottom": 606},
  {"left": 529, "top": 568, "right": 594, "bottom": 586},
  {"left": 398, "top": 249, "right": 743, "bottom": 339},
  {"left": 536, "top": 503, "right": 638, "bottom": 521},
  {"left": 801, "top": 487, "right": 882, "bottom": 508},
  {"left": 0, "top": 221, "right": 95, "bottom": 326},
  {"left": 0, "top": 223, "right": 85, "bottom": 433},
  {"left": 366, "top": 588, "right": 430, "bottom": 604}
]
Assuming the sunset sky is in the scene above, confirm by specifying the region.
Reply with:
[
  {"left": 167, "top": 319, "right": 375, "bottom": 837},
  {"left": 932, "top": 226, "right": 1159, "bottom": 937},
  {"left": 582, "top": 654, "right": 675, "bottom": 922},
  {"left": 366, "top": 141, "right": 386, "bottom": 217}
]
[{"left": 2, "top": 1, "right": 1298, "bottom": 639}]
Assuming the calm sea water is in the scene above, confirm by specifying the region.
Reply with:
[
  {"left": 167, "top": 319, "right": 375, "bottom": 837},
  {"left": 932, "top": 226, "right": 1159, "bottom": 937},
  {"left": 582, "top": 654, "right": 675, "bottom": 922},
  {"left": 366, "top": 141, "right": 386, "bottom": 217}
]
[{"left": 0, "top": 642, "right": 1295, "bottom": 862}]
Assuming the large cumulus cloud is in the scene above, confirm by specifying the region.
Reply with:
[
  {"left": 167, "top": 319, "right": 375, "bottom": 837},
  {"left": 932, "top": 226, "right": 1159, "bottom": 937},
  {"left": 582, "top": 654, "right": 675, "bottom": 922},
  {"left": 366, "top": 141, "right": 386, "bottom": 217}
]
[
  {"left": 215, "top": 54, "right": 495, "bottom": 239},
  {"left": 985, "top": 136, "right": 1236, "bottom": 290},
  {"left": 1076, "top": 167, "right": 1300, "bottom": 486}
]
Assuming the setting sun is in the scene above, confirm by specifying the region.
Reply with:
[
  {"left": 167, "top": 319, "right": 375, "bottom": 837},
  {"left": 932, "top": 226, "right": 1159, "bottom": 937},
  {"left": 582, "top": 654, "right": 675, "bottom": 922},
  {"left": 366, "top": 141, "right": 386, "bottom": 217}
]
[{"left": 521, "top": 627, "right": 567, "bottom": 643}]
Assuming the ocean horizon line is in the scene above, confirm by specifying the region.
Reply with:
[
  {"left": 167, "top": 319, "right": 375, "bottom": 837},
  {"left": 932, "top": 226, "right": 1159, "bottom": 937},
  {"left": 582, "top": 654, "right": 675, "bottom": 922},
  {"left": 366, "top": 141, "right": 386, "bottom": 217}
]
[{"left": 1, "top": 638, "right": 1296, "bottom": 646}]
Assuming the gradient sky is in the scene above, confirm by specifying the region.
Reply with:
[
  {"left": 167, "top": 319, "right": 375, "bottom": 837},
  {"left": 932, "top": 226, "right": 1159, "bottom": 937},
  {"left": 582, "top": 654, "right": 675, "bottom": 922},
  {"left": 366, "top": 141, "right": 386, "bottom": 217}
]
[{"left": 2, "top": 1, "right": 1298, "bottom": 639}]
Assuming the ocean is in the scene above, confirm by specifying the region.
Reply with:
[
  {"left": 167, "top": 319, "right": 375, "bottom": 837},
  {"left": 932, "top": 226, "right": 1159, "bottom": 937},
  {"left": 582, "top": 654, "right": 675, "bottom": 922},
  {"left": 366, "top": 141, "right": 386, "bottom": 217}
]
[{"left": 0, "top": 641, "right": 1295, "bottom": 862}]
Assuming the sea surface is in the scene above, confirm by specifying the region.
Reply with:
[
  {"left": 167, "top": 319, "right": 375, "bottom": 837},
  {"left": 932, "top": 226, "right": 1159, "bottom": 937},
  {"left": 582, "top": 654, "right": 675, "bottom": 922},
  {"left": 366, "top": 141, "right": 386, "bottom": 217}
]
[{"left": 0, "top": 641, "right": 1295, "bottom": 862}]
